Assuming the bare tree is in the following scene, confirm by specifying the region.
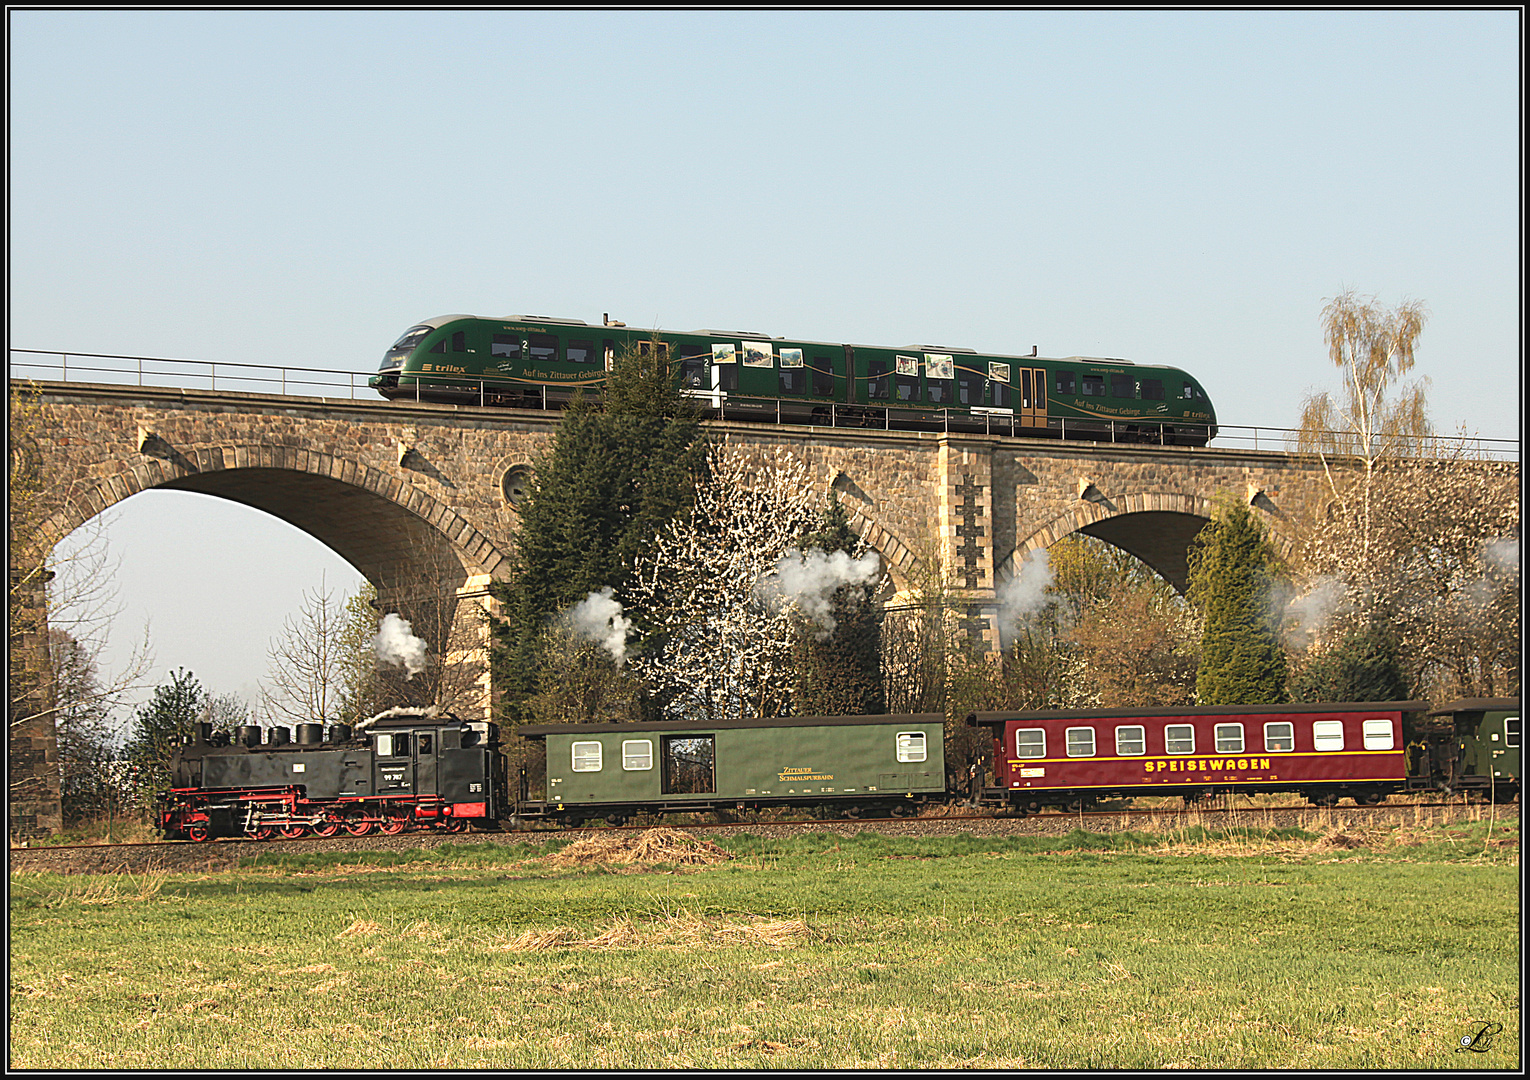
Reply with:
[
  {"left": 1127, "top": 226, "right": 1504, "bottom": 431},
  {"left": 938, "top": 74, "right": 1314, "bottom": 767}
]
[{"left": 259, "top": 578, "right": 352, "bottom": 724}]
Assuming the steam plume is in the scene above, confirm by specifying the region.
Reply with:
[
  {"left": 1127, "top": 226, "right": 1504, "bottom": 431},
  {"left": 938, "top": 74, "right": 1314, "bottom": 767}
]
[
  {"left": 375, "top": 613, "right": 428, "bottom": 679},
  {"left": 563, "top": 587, "right": 632, "bottom": 666},
  {"left": 757, "top": 547, "right": 882, "bottom": 637},
  {"left": 997, "top": 548, "right": 1055, "bottom": 651}
]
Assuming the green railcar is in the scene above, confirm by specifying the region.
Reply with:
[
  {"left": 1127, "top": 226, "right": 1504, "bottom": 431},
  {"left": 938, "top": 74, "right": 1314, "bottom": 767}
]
[
  {"left": 369, "top": 313, "right": 1218, "bottom": 444},
  {"left": 515, "top": 714, "right": 946, "bottom": 825}
]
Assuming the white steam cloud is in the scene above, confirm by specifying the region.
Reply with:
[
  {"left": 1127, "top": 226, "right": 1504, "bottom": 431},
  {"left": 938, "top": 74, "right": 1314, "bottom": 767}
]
[
  {"left": 563, "top": 587, "right": 632, "bottom": 666},
  {"left": 1282, "top": 576, "right": 1350, "bottom": 646},
  {"left": 374, "top": 613, "right": 428, "bottom": 680},
  {"left": 756, "top": 547, "right": 882, "bottom": 638},
  {"left": 996, "top": 548, "right": 1055, "bottom": 651},
  {"left": 1482, "top": 536, "right": 1519, "bottom": 573}
]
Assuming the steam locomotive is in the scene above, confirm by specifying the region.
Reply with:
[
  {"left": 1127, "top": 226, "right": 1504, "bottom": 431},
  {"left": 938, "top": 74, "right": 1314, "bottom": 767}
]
[
  {"left": 158, "top": 699, "right": 1518, "bottom": 841},
  {"left": 367, "top": 313, "right": 1219, "bottom": 444}
]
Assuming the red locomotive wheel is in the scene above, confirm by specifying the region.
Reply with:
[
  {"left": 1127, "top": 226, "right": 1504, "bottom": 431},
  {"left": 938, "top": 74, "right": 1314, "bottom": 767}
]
[
  {"left": 345, "top": 819, "right": 374, "bottom": 836},
  {"left": 280, "top": 824, "right": 310, "bottom": 839},
  {"left": 312, "top": 821, "right": 343, "bottom": 838},
  {"left": 186, "top": 824, "right": 211, "bottom": 843},
  {"left": 252, "top": 826, "right": 276, "bottom": 841},
  {"left": 380, "top": 810, "right": 411, "bottom": 835}
]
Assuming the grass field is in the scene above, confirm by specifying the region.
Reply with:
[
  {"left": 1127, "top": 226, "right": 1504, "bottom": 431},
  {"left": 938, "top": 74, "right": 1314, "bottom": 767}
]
[{"left": 8, "top": 817, "right": 1520, "bottom": 1069}]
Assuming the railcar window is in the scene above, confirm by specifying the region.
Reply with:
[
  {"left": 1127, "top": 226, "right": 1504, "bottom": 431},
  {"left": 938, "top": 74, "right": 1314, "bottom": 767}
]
[
  {"left": 896, "top": 732, "right": 927, "bottom": 763},
  {"left": 385, "top": 326, "right": 432, "bottom": 367},
  {"left": 1081, "top": 375, "right": 1105, "bottom": 396},
  {"left": 1110, "top": 374, "right": 1135, "bottom": 398},
  {"left": 927, "top": 376, "right": 953, "bottom": 404},
  {"left": 528, "top": 334, "right": 558, "bottom": 364},
  {"left": 780, "top": 367, "right": 805, "bottom": 395},
  {"left": 957, "top": 369, "right": 983, "bottom": 406},
  {"left": 1165, "top": 725, "right": 1195, "bottom": 755},
  {"left": 1182, "top": 382, "right": 1194, "bottom": 399},
  {"left": 429, "top": 340, "right": 446, "bottom": 354},
  {"left": 1065, "top": 727, "right": 1096, "bottom": 757},
  {"left": 992, "top": 379, "right": 1010, "bottom": 409},
  {"left": 1215, "top": 724, "right": 1244, "bottom": 753},
  {"left": 622, "top": 740, "right": 653, "bottom": 771},
  {"left": 1264, "top": 722, "right": 1295, "bottom": 752},
  {"left": 1116, "top": 725, "right": 1146, "bottom": 756},
  {"left": 491, "top": 334, "right": 522, "bottom": 360},
  {"left": 1015, "top": 729, "right": 1045, "bottom": 759},
  {"left": 720, "top": 363, "right": 739, "bottom": 391},
  {"left": 1142, "top": 379, "right": 1164, "bottom": 400},
  {"left": 895, "top": 372, "right": 919, "bottom": 402},
  {"left": 451, "top": 331, "right": 467, "bottom": 353},
  {"left": 812, "top": 356, "right": 836, "bottom": 398},
  {"left": 1056, "top": 372, "right": 1076, "bottom": 395},
  {"left": 572, "top": 740, "right": 603, "bottom": 772},
  {"left": 681, "top": 355, "right": 708, "bottom": 390},
  {"left": 868, "top": 359, "right": 891, "bottom": 400},
  {"left": 567, "top": 339, "right": 596, "bottom": 365},
  {"left": 1362, "top": 719, "right": 1394, "bottom": 750},
  {"left": 1312, "top": 721, "right": 1344, "bottom": 752},
  {"left": 1507, "top": 717, "right": 1521, "bottom": 748}
]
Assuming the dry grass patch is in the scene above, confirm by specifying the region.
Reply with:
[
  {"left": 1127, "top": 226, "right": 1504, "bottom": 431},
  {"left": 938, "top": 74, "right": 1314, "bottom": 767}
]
[
  {"left": 496, "top": 912, "right": 812, "bottom": 952},
  {"left": 543, "top": 828, "right": 733, "bottom": 869}
]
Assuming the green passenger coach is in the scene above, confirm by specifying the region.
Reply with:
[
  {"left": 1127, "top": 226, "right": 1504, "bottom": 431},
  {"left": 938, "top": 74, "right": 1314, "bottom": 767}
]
[
  {"left": 515, "top": 714, "right": 946, "bottom": 826},
  {"left": 370, "top": 313, "right": 1218, "bottom": 445}
]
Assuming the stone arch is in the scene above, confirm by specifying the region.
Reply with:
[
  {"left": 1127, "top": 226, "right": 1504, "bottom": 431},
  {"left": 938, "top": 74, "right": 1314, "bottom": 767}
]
[
  {"left": 39, "top": 442, "right": 513, "bottom": 600},
  {"left": 996, "top": 491, "right": 1214, "bottom": 594},
  {"left": 839, "top": 503, "right": 923, "bottom": 597}
]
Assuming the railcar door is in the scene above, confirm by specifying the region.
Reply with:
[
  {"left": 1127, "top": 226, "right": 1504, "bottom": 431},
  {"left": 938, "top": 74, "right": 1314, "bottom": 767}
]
[{"left": 1018, "top": 367, "right": 1048, "bottom": 428}]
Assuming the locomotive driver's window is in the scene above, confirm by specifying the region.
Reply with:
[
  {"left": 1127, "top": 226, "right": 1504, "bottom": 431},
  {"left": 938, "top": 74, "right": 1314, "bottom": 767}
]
[
  {"left": 417, "top": 734, "right": 433, "bottom": 756},
  {"left": 374, "top": 733, "right": 393, "bottom": 756}
]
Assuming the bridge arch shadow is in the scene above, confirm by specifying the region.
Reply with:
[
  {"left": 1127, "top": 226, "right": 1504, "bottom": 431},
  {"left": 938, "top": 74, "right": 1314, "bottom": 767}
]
[{"left": 997, "top": 493, "right": 1215, "bottom": 594}]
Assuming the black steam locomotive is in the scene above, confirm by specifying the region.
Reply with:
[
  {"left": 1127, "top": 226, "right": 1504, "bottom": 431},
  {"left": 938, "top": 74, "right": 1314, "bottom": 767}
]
[{"left": 158, "top": 708, "right": 506, "bottom": 841}]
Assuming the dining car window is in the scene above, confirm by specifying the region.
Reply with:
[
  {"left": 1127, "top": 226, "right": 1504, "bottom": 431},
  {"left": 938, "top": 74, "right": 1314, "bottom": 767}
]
[{"left": 1015, "top": 729, "right": 1045, "bottom": 759}]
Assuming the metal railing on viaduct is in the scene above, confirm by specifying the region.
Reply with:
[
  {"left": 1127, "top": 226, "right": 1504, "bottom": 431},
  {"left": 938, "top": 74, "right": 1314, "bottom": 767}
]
[{"left": 10, "top": 347, "right": 1519, "bottom": 461}]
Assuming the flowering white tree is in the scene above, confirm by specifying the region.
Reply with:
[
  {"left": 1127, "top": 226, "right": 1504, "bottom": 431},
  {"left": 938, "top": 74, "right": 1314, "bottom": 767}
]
[{"left": 625, "top": 441, "right": 829, "bottom": 722}]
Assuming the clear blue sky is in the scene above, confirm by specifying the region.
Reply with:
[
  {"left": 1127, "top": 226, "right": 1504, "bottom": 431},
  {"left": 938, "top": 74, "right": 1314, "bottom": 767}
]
[{"left": 9, "top": 11, "right": 1521, "bottom": 723}]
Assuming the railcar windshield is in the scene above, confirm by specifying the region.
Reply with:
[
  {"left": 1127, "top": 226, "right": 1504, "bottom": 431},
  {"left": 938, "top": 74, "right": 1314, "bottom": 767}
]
[{"left": 382, "top": 325, "right": 433, "bottom": 370}]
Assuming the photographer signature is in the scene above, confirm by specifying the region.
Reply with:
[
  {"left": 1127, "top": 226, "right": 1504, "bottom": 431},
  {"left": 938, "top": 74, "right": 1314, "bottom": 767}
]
[{"left": 1456, "top": 1021, "right": 1503, "bottom": 1053}]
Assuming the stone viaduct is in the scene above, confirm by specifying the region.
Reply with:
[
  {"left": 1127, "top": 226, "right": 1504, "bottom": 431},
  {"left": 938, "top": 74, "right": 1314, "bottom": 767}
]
[{"left": 19, "top": 380, "right": 1358, "bottom": 694}]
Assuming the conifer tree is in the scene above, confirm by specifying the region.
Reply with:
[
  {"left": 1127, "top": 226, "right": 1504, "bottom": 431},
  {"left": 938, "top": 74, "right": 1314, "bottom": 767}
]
[
  {"left": 793, "top": 493, "right": 886, "bottom": 716},
  {"left": 490, "top": 339, "right": 705, "bottom": 721},
  {"left": 1187, "top": 499, "right": 1288, "bottom": 705},
  {"left": 122, "top": 668, "right": 208, "bottom": 792},
  {"left": 1289, "top": 620, "right": 1411, "bottom": 703}
]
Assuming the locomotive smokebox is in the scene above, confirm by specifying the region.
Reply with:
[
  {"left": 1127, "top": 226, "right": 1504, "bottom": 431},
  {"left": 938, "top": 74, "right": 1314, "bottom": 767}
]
[
  {"left": 296, "top": 723, "right": 325, "bottom": 745},
  {"left": 237, "top": 725, "right": 262, "bottom": 748}
]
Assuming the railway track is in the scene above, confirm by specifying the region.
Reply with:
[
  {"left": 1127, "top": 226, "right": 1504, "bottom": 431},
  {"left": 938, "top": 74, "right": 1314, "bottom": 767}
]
[{"left": 10, "top": 798, "right": 1515, "bottom": 876}]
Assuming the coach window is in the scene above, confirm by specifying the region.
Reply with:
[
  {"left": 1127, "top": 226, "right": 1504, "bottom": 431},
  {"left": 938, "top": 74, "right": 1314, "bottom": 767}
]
[
  {"left": 1116, "top": 725, "right": 1146, "bottom": 756},
  {"left": 622, "top": 740, "right": 653, "bottom": 771},
  {"left": 1507, "top": 717, "right": 1521, "bottom": 748},
  {"left": 1264, "top": 722, "right": 1295, "bottom": 753},
  {"left": 896, "top": 732, "right": 927, "bottom": 763},
  {"left": 867, "top": 359, "right": 891, "bottom": 400},
  {"left": 528, "top": 334, "right": 558, "bottom": 364},
  {"left": 1066, "top": 727, "right": 1096, "bottom": 757},
  {"left": 1081, "top": 374, "right": 1105, "bottom": 397},
  {"left": 1215, "top": 724, "right": 1244, "bottom": 754},
  {"left": 1312, "top": 721, "right": 1344, "bottom": 752},
  {"left": 1362, "top": 719, "right": 1395, "bottom": 751},
  {"left": 1165, "top": 724, "right": 1195, "bottom": 755},
  {"left": 1016, "top": 729, "right": 1045, "bottom": 759},
  {"left": 572, "top": 741, "right": 603, "bottom": 772},
  {"left": 491, "top": 334, "right": 522, "bottom": 360},
  {"left": 566, "top": 339, "right": 596, "bottom": 365}
]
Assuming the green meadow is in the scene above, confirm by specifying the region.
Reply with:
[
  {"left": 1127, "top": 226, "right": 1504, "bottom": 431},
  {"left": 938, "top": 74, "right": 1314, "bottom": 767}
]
[{"left": 9, "top": 819, "right": 1519, "bottom": 1070}]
